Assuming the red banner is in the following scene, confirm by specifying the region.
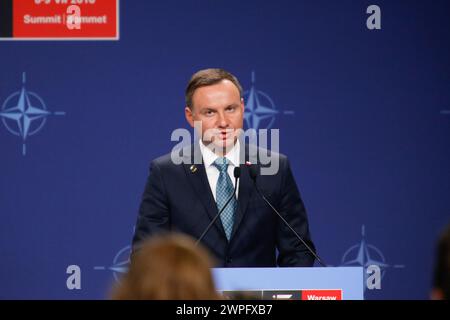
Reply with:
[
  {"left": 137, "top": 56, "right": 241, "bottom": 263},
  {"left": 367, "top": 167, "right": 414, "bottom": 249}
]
[{"left": 12, "top": 0, "right": 118, "bottom": 39}]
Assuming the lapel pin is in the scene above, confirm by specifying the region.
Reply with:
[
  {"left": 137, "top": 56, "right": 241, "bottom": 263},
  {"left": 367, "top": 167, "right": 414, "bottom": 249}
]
[{"left": 190, "top": 165, "right": 198, "bottom": 173}]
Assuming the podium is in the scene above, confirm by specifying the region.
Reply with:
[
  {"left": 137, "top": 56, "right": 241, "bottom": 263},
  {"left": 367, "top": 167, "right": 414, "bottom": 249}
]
[{"left": 212, "top": 267, "right": 364, "bottom": 300}]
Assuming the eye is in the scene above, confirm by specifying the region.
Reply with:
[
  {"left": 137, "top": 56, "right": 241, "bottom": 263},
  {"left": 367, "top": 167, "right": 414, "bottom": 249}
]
[
  {"left": 204, "top": 109, "right": 215, "bottom": 116},
  {"left": 226, "top": 106, "right": 236, "bottom": 112}
]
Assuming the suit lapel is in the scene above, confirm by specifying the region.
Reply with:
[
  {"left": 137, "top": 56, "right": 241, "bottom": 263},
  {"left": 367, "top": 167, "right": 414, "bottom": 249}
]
[
  {"left": 182, "top": 144, "right": 227, "bottom": 239},
  {"left": 230, "top": 143, "right": 255, "bottom": 241},
  {"left": 182, "top": 142, "right": 257, "bottom": 242}
]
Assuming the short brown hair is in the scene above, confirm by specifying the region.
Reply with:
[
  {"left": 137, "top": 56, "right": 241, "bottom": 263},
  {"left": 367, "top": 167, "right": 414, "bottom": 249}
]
[
  {"left": 111, "top": 233, "right": 220, "bottom": 300},
  {"left": 185, "top": 68, "right": 243, "bottom": 109}
]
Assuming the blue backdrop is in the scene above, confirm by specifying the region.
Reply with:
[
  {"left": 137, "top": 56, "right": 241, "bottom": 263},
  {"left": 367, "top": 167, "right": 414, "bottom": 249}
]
[{"left": 1, "top": 0, "right": 449, "bottom": 299}]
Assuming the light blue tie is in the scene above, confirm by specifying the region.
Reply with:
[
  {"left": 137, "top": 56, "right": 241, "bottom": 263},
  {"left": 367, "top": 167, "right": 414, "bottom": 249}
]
[{"left": 213, "top": 157, "right": 237, "bottom": 241}]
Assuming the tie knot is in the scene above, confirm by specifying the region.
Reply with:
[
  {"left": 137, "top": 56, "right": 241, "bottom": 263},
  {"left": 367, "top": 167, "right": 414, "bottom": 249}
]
[{"left": 213, "top": 157, "right": 229, "bottom": 172}]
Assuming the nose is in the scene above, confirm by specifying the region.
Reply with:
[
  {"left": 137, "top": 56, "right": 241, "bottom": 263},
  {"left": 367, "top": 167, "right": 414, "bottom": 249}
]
[{"left": 217, "top": 111, "right": 229, "bottom": 128}]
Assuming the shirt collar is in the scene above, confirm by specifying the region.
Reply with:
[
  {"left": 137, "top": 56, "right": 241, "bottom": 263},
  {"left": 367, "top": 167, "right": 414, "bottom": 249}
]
[{"left": 199, "top": 139, "right": 240, "bottom": 168}]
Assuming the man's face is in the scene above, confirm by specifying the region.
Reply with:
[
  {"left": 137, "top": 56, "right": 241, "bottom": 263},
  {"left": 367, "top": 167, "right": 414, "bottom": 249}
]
[{"left": 185, "top": 79, "right": 244, "bottom": 153}]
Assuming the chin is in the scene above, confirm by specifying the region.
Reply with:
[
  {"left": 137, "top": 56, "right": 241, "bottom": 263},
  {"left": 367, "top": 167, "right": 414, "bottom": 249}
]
[{"left": 211, "top": 138, "right": 235, "bottom": 153}]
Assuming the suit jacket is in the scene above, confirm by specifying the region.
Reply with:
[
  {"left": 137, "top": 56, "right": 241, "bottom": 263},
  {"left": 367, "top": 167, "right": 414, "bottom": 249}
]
[{"left": 132, "top": 142, "right": 316, "bottom": 267}]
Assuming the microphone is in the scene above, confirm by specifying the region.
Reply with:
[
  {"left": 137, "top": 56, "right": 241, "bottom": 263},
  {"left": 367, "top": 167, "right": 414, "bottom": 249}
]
[
  {"left": 196, "top": 167, "right": 241, "bottom": 245},
  {"left": 247, "top": 164, "right": 327, "bottom": 267}
]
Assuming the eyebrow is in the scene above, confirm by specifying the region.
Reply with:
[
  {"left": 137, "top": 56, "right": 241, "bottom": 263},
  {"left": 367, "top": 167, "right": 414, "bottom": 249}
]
[
  {"left": 200, "top": 107, "right": 217, "bottom": 112},
  {"left": 200, "top": 104, "right": 239, "bottom": 111}
]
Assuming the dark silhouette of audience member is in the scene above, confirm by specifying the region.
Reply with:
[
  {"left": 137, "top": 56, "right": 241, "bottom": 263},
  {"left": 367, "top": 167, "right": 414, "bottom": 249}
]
[
  {"left": 111, "top": 233, "right": 220, "bottom": 300},
  {"left": 431, "top": 223, "right": 450, "bottom": 300}
]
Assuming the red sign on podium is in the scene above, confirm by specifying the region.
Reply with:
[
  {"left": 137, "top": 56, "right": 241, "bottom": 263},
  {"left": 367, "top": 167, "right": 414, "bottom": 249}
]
[{"left": 301, "top": 290, "right": 343, "bottom": 300}]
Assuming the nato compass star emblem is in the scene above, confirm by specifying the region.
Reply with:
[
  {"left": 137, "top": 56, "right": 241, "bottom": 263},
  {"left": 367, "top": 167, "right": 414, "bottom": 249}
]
[
  {"left": 94, "top": 245, "right": 131, "bottom": 282},
  {"left": 244, "top": 71, "right": 294, "bottom": 130},
  {"left": 0, "top": 72, "right": 65, "bottom": 155},
  {"left": 340, "top": 225, "right": 405, "bottom": 291}
]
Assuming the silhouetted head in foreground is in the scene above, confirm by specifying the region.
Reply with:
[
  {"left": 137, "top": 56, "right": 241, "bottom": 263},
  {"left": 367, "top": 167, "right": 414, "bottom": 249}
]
[
  {"left": 111, "top": 233, "right": 219, "bottom": 300},
  {"left": 431, "top": 223, "right": 450, "bottom": 300}
]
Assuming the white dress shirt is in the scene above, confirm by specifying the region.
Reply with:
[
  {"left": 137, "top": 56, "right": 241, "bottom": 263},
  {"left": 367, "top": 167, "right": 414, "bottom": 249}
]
[{"left": 199, "top": 139, "right": 240, "bottom": 201}]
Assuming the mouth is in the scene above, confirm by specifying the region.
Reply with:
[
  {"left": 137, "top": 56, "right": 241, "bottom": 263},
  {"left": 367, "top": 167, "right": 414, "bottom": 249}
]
[
  {"left": 204, "top": 129, "right": 235, "bottom": 144},
  {"left": 218, "top": 130, "right": 234, "bottom": 140}
]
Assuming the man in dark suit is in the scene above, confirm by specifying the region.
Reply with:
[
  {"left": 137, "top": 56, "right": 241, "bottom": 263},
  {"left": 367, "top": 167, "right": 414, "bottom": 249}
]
[{"left": 133, "top": 68, "right": 316, "bottom": 267}]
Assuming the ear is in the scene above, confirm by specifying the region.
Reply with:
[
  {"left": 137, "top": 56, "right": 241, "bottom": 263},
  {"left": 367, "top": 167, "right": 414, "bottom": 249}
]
[
  {"left": 185, "top": 106, "right": 194, "bottom": 128},
  {"left": 240, "top": 97, "right": 245, "bottom": 113}
]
